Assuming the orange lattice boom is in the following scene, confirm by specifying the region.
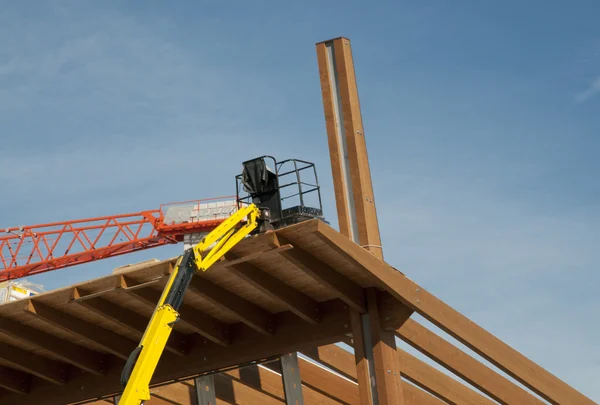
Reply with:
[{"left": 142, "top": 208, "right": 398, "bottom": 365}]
[{"left": 0, "top": 197, "right": 237, "bottom": 281}]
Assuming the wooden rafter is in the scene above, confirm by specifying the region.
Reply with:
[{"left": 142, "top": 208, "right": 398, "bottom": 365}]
[
  {"left": 301, "top": 343, "right": 448, "bottom": 405},
  {"left": 87, "top": 344, "right": 446, "bottom": 405},
  {"left": 315, "top": 221, "right": 597, "bottom": 405},
  {"left": 0, "top": 342, "right": 67, "bottom": 385},
  {"left": 0, "top": 316, "right": 106, "bottom": 376},
  {"left": 122, "top": 281, "right": 230, "bottom": 346},
  {"left": 0, "top": 218, "right": 594, "bottom": 404},
  {"left": 2, "top": 299, "right": 350, "bottom": 405},
  {"left": 316, "top": 35, "right": 409, "bottom": 405},
  {"left": 395, "top": 316, "right": 546, "bottom": 405},
  {"left": 399, "top": 349, "right": 495, "bottom": 405},
  {"left": 25, "top": 300, "right": 135, "bottom": 361},
  {"left": 187, "top": 277, "right": 276, "bottom": 335},
  {"left": 72, "top": 288, "right": 188, "bottom": 356},
  {"left": 278, "top": 240, "right": 366, "bottom": 313},
  {"left": 228, "top": 261, "right": 322, "bottom": 324},
  {"left": 0, "top": 365, "right": 30, "bottom": 394}
]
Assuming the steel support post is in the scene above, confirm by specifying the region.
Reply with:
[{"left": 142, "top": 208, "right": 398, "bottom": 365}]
[
  {"left": 195, "top": 374, "right": 217, "bottom": 405},
  {"left": 280, "top": 352, "right": 304, "bottom": 404}
]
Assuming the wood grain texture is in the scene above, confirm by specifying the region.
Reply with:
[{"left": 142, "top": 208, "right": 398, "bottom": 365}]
[
  {"left": 316, "top": 221, "right": 597, "bottom": 405},
  {"left": 25, "top": 300, "right": 136, "bottom": 360},
  {"left": 0, "top": 218, "right": 593, "bottom": 405},
  {"left": 125, "top": 285, "right": 230, "bottom": 346},
  {"left": 396, "top": 317, "right": 545, "bottom": 405},
  {"left": 0, "top": 341, "right": 67, "bottom": 385},
  {"left": 228, "top": 262, "right": 321, "bottom": 324},
  {"left": 188, "top": 277, "right": 276, "bottom": 335},
  {"left": 329, "top": 37, "right": 383, "bottom": 260},
  {"left": 0, "top": 316, "right": 106, "bottom": 376},
  {"left": 366, "top": 289, "right": 405, "bottom": 405},
  {"left": 399, "top": 350, "right": 495, "bottom": 405},
  {"left": 316, "top": 41, "right": 353, "bottom": 240},
  {"left": 278, "top": 240, "right": 366, "bottom": 313},
  {"left": 0, "top": 299, "right": 350, "bottom": 405}
]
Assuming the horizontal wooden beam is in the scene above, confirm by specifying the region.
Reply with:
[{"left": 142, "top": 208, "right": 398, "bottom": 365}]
[
  {"left": 72, "top": 288, "right": 188, "bottom": 356},
  {"left": 213, "top": 374, "right": 283, "bottom": 405},
  {"left": 399, "top": 349, "right": 496, "bottom": 405},
  {"left": 24, "top": 300, "right": 135, "bottom": 361},
  {"left": 311, "top": 341, "right": 496, "bottom": 405},
  {"left": 228, "top": 261, "right": 322, "bottom": 324},
  {"left": 299, "top": 343, "right": 446, "bottom": 405},
  {"left": 223, "top": 243, "right": 294, "bottom": 267},
  {"left": 301, "top": 344, "right": 358, "bottom": 381},
  {"left": 86, "top": 341, "right": 446, "bottom": 405},
  {"left": 395, "top": 316, "right": 546, "bottom": 405},
  {"left": 0, "top": 342, "right": 67, "bottom": 385},
  {"left": 4, "top": 299, "right": 350, "bottom": 405},
  {"left": 188, "top": 277, "right": 276, "bottom": 335},
  {"left": 71, "top": 275, "right": 163, "bottom": 302},
  {"left": 278, "top": 237, "right": 366, "bottom": 313},
  {"left": 122, "top": 282, "right": 230, "bottom": 346},
  {"left": 315, "top": 221, "right": 596, "bottom": 405},
  {"left": 0, "top": 316, "right": 106, "bottom": 376},
  {"left": 301, "top": 343, "right": 446, "bottom": 405},
  {"left": 0, "top": 365, "right": 30, "bottom": 394},
  {"left": 403, "top": 384, "right": 447, "bottom": 405},
  {"left": 227, "top": 363, "right": 343, "bottom": 405}
]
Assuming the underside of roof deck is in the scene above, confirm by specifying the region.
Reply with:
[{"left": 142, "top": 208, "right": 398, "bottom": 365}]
[
  {"left": 0, "top": 218, "right": 595, "bottom": 405},
  {"left": 0, "top": 219, "right": 383, "bottom": 405}
]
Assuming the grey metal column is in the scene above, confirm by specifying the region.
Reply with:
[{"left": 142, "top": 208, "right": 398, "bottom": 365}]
[
  {"left": 113, "top": 394, "right": 121, "bottom": 404},
  {"left": 195, "top": 374, "right": 217, "bottom": 405},
  {"left": 280, "top": 352, "right": 304, "bottom": 404}
]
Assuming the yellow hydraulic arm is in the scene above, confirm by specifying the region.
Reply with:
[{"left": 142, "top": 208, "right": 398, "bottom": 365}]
[{"left": 117, "top": 203, "right": 260, "bottom": 405}]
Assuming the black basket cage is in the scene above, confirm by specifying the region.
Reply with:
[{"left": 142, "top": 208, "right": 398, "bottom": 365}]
[{"left": 235, "top": 156, "right": 326, "bottom": 229}]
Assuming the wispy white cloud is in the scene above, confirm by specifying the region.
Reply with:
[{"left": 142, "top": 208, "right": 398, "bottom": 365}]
[{"left": 575, "top": 75, "right": 600, "bottom": 102}]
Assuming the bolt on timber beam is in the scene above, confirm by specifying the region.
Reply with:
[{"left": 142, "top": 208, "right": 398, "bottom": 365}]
[{"left": 316, "top": 37, "right": 405, "bottom": 405}]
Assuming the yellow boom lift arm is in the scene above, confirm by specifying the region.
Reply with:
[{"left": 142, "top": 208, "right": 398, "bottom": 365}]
[{"left": 118, "top": 203, "right": 260, "bottom": 405}]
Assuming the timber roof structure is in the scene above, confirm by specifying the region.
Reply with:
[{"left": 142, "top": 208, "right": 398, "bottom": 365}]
[
  {"left": 0, "top": 219, "right": 595, "bottom": 405},
  {"left": 0, "top": 36, "right": 596, "bottom": 405}
]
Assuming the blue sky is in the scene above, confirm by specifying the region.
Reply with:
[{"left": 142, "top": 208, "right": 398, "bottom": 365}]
[{"left": 1, "top": 0, "right": 599, "bottom": 401}]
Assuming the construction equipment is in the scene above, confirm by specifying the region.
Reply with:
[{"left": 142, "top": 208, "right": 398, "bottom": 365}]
[
  {"left": 118, "top": 203, "right": 261, "bottom": 404},
  {"left": 0, "top": 157, "right": 325, "bottom": 282},
  {"left": 0, "top": 155, "right": 325, "bottom": 404},
  {"left": 117, "top": 156, "right": 325, "bottom": 404},
  {"left": 0, "top": 197, "right": 236, "bottom": 281}
]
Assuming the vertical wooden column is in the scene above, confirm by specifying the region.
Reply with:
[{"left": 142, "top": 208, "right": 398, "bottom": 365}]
[
  {"left": 316, "top": 37, "right": 404, "bottom": 405},
  {"left": 315, "top": 36, "right": 383, "bottom": 260}
]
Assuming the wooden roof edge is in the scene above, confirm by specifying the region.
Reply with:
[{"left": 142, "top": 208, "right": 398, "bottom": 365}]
[
  {"left": 313, "top": 220, "right": 598, "bottom": 405},
  {"left": 0, "top": 258, "right": 175, "bottom": 311},
  {"left": 0, "top": 218, "right": 320, "bottom": 313}
]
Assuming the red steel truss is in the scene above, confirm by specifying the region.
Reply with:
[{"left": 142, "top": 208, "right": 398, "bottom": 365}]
[{"left": 0, "top": 197, "right": 236, "bottom": 281}]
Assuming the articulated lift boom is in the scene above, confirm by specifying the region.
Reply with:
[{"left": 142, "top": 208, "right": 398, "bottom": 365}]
[
  {"left": 118, "top": 203, "right": 261, "bottom": 404},
  {"left": 0, "top": 155, "right": 326, "bottom": 404},
  {"left": 115, "top": 156, "right": 326, "bottom": 404}
]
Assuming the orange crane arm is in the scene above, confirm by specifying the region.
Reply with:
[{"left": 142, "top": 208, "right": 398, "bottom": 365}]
[{"left": 0, "top": 197, "right": 236, "bottom": 282}]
